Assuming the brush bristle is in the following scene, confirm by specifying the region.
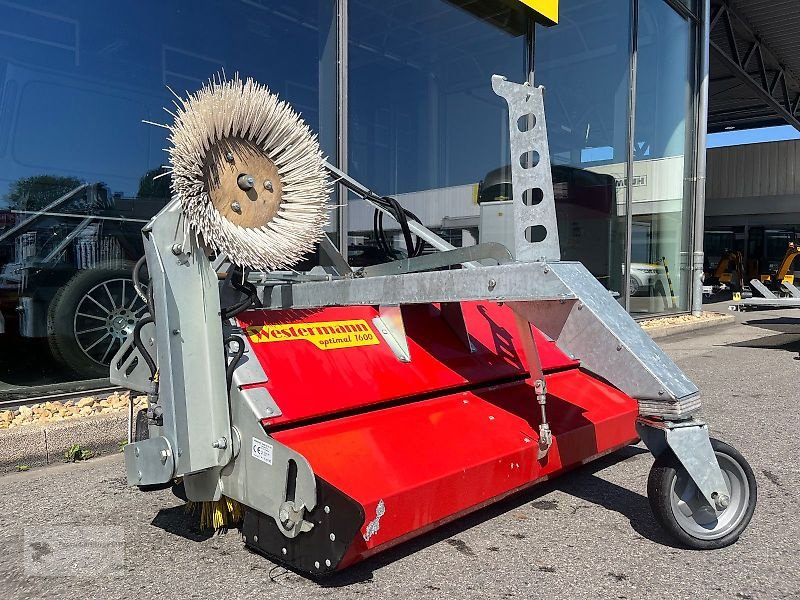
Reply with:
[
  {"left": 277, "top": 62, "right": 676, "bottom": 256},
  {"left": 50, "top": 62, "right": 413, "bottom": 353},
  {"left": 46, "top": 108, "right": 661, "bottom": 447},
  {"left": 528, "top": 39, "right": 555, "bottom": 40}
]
[
  {"left": 186, "top": 496, "right": 244, "bottom": 531},
  {"left": 163, "top": 73, "right": 331, "bottom": 270}
]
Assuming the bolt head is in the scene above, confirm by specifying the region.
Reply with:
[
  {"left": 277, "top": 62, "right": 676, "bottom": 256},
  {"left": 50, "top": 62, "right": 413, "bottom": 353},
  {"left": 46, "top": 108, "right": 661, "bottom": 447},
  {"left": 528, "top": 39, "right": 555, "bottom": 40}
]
[
  {"left": 716, "top": 494, "right": 731, "bottom": 510},
  {"left": 231, "top": 201, "right": 242, "bottom": 214},
  {"left": 281, "top": 547, "right": 287, "bottom": 555},
  {"left": 325, "top": 559, "right": 332, "bottom": 567},
  {"left": 225, "top": 151, "right": 235, "bottom": 162},
  {"left": 329, "top": 533, "right": 336, "bottom": 541},
  {"left": 324, "top": 505, "right": 331, "bottom": 514},
  {"left": 264, "top": 180, "right": 273, "bottom": 191},
  {"left": 171, "top": 243, "right": 183, "bottom": 255}
]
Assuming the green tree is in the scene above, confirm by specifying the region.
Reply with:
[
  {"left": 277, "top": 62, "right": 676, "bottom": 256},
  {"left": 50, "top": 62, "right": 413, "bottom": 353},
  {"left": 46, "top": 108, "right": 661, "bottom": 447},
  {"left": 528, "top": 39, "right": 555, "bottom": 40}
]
[
  {"left": 6, "top": 175, "right": 83, "bottom": 211},
  {"left": 137, "top": 167, "right": 171, "bottom": 199}
]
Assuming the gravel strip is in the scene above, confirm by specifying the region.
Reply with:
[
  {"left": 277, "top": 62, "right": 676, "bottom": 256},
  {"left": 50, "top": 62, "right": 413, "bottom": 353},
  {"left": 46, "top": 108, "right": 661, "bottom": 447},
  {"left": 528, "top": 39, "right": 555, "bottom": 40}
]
[{"left": 0, "top": 392, "right": 146, "bottom": 430}]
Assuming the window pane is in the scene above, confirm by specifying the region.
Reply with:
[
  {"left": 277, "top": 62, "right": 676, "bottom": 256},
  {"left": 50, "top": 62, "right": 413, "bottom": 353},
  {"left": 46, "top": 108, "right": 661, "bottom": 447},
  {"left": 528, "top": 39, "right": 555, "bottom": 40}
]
[
  {"left": 535, "top": 0, "right": 632, "bottom": 301},
  {"left": 347, "top": 0, "right": 525, "bottom": 263},
  {"left": 0, "top": 1, "right": 335, "bottom": 397},
  {"left": 630, "top": 0, "right": 694, "bottom": 314}
]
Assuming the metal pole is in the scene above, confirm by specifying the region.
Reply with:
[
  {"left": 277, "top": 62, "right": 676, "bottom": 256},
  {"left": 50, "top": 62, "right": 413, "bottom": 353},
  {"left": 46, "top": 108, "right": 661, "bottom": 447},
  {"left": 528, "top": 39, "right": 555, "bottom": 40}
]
[
  {"left": 624, "top": 0, "right": 639, "bottom": 313},
  {"left": 691, "top": 0, "right": 711, "bottom": 316},
  {"left": 336, "top": 0, "right": 349, "bottom": 256}
]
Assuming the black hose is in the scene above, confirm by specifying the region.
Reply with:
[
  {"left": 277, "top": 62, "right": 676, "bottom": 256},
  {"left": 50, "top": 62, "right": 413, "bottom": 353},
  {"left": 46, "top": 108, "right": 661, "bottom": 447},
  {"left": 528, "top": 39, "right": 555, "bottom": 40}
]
[
  {"left": 220, "top": 267, "right": 259, "bottom": 319},
  {"left": 133, "top": 316, "right": 157, "bottom": 378},
  {"left": 224, "top": 335, "right": 245, "bottom": 392},
  {"left": 370, "top": 196, "right": 424, "bottom": 261}
]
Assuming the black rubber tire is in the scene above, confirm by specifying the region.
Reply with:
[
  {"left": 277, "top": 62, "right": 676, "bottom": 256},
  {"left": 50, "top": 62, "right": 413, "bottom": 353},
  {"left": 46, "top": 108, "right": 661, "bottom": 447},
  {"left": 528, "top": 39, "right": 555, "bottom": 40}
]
[
  {"left": 647, "top": 438, "right": 757, "bottom": 549},
  {"left": 47, "top": 264, "right": 137, "bottom": 379}
]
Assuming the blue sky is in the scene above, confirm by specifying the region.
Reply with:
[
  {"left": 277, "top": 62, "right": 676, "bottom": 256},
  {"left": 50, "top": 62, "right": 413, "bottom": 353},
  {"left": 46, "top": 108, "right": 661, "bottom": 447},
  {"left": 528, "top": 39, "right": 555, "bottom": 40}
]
[{"left": 707, "top": 124, "right": 800, "bottom": 148}]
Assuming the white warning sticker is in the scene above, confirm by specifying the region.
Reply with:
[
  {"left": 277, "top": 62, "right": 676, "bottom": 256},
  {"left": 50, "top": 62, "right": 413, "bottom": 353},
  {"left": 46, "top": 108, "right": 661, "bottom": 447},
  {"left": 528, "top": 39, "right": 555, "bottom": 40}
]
[{"left": 251, "top": 438, "right": 273, "bottom": 465}]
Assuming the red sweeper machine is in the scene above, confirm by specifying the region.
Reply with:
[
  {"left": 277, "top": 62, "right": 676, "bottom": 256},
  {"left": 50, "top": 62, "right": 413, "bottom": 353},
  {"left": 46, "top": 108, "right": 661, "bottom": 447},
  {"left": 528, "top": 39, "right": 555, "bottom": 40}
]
[{"left": 111, "top": 74, "right": 756, "bottom": 576}]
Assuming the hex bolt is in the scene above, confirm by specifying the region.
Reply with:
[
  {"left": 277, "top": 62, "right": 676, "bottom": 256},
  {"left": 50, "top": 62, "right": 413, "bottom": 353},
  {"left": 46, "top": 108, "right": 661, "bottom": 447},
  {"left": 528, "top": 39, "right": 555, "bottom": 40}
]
[
  {"left": 314, "top": 561, "right": 320, "bottom": 569},
  {"left": 329, "top": 533, "right": 336, "bottom": 541},
  {"left": 281, "top": 547, "right": 287, "bottom": 555},
  {"left": 212, "top": 437, "right": 228, "bottom": 449},
  {"left": 172, "top": 329, "right": 181, "bottom": 335},
  {"left": 488, "top": 279, "right": 497, "bottom": 291},
  {"left": 237, "top": 174, "right": 255, "bottom": 191},
  {"left": 264, "top": 180, "right": 273, "bottom": 191},
  {"left": 324, "top": 505, "right": 331, "bottom": 514},
  {"left": 325, "top": 559, "right": 332, "bottom": 567},
  {"left": 225, "top": 151, "right": 235, "bottom": 163},
  {"left": 713, "top": 492, "right": 730, "bottom": 510},
  {"left": 171, "top": 243, "right": 183, "bottom": 255},
  {"left": 231, "top": 201, "right": 242, "bottom": 214}
]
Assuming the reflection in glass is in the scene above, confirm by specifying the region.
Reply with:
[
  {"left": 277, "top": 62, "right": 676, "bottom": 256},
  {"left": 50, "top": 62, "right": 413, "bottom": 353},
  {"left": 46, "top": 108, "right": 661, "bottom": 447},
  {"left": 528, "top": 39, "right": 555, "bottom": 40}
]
[
  {"left": 346, "top": 0, "right": 525, "bottom": 264},
  {"left": 535, "top": 0, "right": 632, "bottom": 301},
  {"left": 630, "top": 0, "right": 693, "bottom": 313},
  {"left": 0, "top": 1, "right": 335, "bottom": 396}
]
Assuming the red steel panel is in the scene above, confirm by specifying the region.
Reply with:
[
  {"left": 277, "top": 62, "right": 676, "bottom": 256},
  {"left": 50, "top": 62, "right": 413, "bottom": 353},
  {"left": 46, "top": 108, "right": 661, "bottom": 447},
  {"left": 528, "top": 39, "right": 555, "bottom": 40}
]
[
  {"left": 237, "top": 301, "right": 577, "bottom": 427},
  {"left": 271, "top": 369, "right": 638, "bottom": 566}
]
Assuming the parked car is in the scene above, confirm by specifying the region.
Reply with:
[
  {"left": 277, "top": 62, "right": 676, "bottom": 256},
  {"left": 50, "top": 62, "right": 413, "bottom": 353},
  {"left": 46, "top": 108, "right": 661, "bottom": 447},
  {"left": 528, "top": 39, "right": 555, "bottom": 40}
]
[{"left": 0, "top": 182, "right": 165, "bottom": 379}]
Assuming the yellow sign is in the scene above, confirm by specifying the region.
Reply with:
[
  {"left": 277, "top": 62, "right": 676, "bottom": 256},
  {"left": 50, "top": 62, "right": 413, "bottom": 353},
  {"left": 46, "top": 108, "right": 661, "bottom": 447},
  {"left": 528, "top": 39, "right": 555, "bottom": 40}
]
[
  {"left": 783, "top": 274, "right": 795, "bottom": 285},
  {"left": 516, "top": 0, "right": 558, "bottom": 25},
  {"left": 246, "top": 319, "right": 380, "bottom": 350}
]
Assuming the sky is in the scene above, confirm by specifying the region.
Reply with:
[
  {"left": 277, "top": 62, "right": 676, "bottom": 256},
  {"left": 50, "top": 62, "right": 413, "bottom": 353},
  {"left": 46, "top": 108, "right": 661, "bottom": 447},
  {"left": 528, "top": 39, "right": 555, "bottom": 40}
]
[{"left": 707, "top": 124, "right": 800, "bottom": 148}]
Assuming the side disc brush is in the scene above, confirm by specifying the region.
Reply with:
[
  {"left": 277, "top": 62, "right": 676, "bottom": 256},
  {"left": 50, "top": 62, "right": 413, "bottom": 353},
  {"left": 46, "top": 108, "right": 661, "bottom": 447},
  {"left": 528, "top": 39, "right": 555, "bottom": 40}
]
[{"left": 153, "top": 74, "right": 331, "bottom": 270}]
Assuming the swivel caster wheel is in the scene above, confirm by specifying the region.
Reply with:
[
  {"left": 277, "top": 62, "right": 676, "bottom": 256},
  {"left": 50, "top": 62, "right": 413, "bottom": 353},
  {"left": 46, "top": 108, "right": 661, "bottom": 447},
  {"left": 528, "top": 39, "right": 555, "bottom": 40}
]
[{"left": 647, "top": 438, "right": 757, "bottom": 549}]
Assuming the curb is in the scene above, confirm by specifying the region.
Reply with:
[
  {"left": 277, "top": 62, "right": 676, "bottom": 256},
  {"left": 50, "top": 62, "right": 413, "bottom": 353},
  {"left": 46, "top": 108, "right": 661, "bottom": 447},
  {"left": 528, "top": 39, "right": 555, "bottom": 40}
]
[
  {"left": 643, "top": 313, "right": 735, "bottom": 340},
  {"left": 0, "top": 412, "right": 127, "bottom": 474}
]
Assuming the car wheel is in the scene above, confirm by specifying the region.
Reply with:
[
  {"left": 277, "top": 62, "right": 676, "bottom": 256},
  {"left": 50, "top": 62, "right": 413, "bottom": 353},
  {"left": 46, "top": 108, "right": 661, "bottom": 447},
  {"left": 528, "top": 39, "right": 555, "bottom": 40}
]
[
  {"left": 47, "top": 264, "right": 146, "bottom": 379},
  {"left": 629, "top": 276, "right": 641, "bottom": 297}
]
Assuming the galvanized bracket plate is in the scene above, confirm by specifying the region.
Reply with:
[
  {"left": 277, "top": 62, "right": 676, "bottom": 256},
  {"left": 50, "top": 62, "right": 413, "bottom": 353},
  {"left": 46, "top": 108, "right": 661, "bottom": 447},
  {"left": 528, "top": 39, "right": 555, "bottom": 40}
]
[
  {"left": 220, "top": 385, "right": 317, "bottom": 539},
  {"left": 373, "top": 305, "right": 411, "bottom": 363},
  {"left": 492, "top": 75, "right": 560, "bottom": 263},
  {"left": 636, "top": 418, "right": 729, "bottom": 510},
  {"left": 110, "top": 318, "right": 155, "bottom": 394},
  {"left": 124, "top": 435, "right": 174, "bottom": 486}
]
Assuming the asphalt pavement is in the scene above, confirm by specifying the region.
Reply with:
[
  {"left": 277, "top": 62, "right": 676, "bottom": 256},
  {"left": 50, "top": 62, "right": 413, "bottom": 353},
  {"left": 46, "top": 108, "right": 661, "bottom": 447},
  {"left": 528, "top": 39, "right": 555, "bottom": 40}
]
[{"left": 1, "top": 304, "right": 799, "bottom": 599}]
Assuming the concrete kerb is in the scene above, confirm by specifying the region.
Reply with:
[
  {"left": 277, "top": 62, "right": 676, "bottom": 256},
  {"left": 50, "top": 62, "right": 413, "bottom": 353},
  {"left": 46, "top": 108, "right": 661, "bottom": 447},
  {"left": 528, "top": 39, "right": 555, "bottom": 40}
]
[{"left": 0, "top": 412, "right": 127, "bottom": 474}]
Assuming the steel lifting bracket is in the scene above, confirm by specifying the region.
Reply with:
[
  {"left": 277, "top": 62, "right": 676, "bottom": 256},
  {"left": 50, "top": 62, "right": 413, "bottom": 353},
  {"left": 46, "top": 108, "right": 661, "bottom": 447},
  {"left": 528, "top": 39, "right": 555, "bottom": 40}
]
[{"left": 636, "top": 417, "right": 730, "bottom": 510}]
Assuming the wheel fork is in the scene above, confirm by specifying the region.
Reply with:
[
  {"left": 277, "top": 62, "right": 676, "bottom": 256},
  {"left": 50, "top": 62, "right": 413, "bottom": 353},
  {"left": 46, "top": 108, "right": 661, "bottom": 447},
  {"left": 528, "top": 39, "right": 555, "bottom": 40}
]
[{"left": 636, "top": 417, "right": 731, "bottom": 511}]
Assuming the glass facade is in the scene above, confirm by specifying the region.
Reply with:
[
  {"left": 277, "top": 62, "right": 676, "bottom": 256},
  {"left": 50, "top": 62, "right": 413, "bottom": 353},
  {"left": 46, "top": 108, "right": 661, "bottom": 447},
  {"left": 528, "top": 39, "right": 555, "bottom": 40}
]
[
  {"left": 0, "top": 0, "right": 702, "bottom": 400},
  {"left": 629, "top": 0, "right": 695, "bottom": 313}
]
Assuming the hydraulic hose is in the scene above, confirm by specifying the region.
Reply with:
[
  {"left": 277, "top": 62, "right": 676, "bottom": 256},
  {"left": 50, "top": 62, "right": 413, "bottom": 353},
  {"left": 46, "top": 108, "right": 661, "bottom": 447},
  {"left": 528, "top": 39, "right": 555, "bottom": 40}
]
[
  {"left": 224, "top": 335, "right": 245, "bottom": 392},
  {"left": 132, "top": 315, "right": 157, "bottom": 378}
]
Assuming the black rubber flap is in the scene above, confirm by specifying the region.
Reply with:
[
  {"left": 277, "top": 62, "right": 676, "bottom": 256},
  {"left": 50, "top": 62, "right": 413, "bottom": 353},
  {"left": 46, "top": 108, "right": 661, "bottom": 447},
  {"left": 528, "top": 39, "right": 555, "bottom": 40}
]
[{"left": 242, "top": 475, "right": 365, "bottom": 576}]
